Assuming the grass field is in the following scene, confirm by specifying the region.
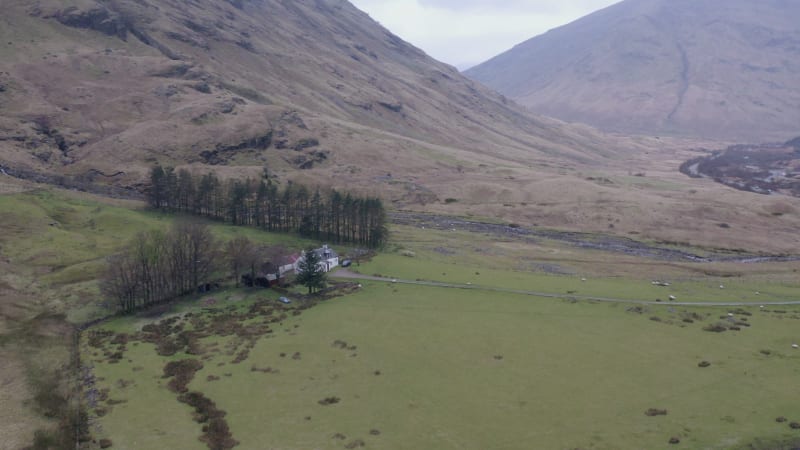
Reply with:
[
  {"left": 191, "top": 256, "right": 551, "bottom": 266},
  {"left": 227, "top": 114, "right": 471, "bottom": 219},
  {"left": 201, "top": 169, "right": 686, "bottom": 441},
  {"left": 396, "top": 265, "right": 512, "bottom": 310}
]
[
  {"left": 3, "top": 185, "right": 800, "bottom": 449},
  {"left": 0, "top": 186, "right": 319, "bottom": 449},
  {"left": 87, "top": 282, "right": 800, "bottom": 450},
  {"left": 86, "top": 219, "right": 800, "bottom": 450}
]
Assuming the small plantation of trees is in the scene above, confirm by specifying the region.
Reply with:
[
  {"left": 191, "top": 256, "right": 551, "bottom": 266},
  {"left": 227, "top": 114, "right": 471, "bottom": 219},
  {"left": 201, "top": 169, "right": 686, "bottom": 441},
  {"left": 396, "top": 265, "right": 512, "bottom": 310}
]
[
  {"left": 147, "top": 165, "right": 388, "bottom": 248},
  {"left": 101, "top": 221, "right": 218, "bottom": 314}
]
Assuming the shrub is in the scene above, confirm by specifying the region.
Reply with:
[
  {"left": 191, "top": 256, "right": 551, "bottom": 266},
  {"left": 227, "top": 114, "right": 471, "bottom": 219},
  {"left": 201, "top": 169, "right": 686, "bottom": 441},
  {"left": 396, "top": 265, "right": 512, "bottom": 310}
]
[
  {"left": 202, "top": 417, "right": 239, "bottom": 450},
  {"left": 162, "top": 359, "right": 203, "bottom": 393},
  {"left": 703, "top": 323, "right": 727, "bottom": 333},
  {"left": 318, "top": 396, "right": 341, "bottom": 406}
]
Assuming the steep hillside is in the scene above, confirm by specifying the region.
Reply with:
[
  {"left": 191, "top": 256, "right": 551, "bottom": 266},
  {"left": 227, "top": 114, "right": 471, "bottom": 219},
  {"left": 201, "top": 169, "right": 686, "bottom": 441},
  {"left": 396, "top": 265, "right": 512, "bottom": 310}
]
[
  {"left": 466, "top": 0, "right": 800, "bottom": 141},
  {"left": 0, "top": 0, "right": 619, "bottom": 196},
  {"left": 5, "top": 0, "right": 800, "bottom": 254}
]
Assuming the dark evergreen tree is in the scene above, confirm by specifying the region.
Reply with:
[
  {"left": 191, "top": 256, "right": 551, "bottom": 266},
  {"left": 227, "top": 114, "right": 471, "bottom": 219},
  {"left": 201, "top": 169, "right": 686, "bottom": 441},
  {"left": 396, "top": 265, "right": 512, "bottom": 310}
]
[
  {"left": 147, "top": 165, "right": 167, "bottom": 209},
  {"left": 145, "top": 164, "right": 388, "bottom": 248},
  {"left": 295, "top": 248, "right": 326, "bottom": 294}
]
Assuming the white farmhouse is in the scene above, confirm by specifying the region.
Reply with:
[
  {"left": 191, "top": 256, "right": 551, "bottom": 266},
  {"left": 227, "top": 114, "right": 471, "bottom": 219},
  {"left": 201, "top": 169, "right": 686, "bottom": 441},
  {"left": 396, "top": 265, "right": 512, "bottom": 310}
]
[{"left": 296, "top": 245, "right": 339, "bottom": 273}]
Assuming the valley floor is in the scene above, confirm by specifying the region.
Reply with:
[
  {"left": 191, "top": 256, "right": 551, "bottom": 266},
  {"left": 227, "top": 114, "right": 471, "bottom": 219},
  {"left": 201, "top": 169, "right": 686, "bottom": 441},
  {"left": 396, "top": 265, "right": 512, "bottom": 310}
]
[{"left": 2, "top": 183, "right": 800, "bottom": 449}]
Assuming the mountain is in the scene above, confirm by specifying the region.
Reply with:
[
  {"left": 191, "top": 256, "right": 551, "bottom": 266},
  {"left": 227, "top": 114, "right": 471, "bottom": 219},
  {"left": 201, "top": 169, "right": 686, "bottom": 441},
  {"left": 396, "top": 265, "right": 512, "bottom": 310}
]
[
  {"left": 7, "top": 0, "right": 800, "bottom": 255},
  {"left": 465, "top": 0, "right": 800, "bottom": 141},
  {"left": 0, "top": 0, "right": 621, "bottom": 200}
]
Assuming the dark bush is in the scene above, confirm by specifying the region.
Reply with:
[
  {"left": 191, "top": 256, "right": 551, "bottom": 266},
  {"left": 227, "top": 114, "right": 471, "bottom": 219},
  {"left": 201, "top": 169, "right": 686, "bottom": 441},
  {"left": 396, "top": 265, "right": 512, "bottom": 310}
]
[
  {"left": 178, "top": 391, "right": 224, "bottom": 423},
  {"left": 88, "top": 330, "right": 114, "bottom": 348},
  {"left": 31, "top": 430, "right": 59, "bottom": 450},
  {"left": 318, "top": 396, "right": 341, "bottom": 406},
  {"left": 645, "top": 408, "right": 668, "bottom": 417},
  {"left": 703, "top": 323, "right": 727, "bottom": 333},
  {"left": 201, "top": 417, "right": 239, "bottom": 450},
  {"left": 162, "top": 359, "right": 203, "bottom": 393},
  {"left": 110, "top": 333, "right": 129, "bottom": 345},
  {"left": 156, "top": 338, "right": 182, "bottom": 356}
]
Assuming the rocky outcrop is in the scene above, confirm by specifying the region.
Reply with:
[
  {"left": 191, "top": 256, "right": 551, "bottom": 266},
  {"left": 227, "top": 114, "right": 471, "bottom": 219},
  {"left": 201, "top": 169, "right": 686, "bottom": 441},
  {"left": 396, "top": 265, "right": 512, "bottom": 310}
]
[
  {"left": 50, "top": 6, "right": 128, "bottom": 39},
  {"left": 128, "top": 26, "right": 183, "bottom": 60},
  {"left": 291, "top": 150, "right": 329, "bottom": 170},
  {"left": 48, "top": 4, "right": 182, "bottom": 60},
  {"left": 198, "top": 132, "right": 274, "bottom": 165},
  {"left": 377, "top": 101, "right": 403, "bottom": 113}
]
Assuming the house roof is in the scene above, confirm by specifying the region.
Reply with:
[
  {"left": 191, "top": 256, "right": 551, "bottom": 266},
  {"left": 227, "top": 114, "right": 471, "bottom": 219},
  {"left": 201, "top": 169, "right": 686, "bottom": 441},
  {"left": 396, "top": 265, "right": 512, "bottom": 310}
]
[
  {"left": 312, "top": 246, "right": 338, "bottom": 260},
  {"left": 277, "top": 254, "right": 301, "bottom": 265}
]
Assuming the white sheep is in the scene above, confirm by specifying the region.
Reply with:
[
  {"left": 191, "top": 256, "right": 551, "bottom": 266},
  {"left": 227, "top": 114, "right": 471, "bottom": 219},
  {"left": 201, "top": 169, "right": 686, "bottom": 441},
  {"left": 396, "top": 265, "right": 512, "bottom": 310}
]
[{"left": 669, "top": 295, "right": 676, "bottom": 301}]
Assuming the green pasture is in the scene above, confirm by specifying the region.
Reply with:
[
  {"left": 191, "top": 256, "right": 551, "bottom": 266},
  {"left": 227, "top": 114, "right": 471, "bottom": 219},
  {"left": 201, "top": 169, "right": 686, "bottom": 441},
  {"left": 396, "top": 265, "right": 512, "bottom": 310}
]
[
  {"left": 88, "top": 282, "right": 800, "bottom": 450},
  {"left": 0, "top": 189, "right": 317, "bottom": 321},
  {"left": 356, "top": 243, "right": 800, "bottom": 306},
  {"left": 4, "top": 187, "right": 800, "bottom": 449}
]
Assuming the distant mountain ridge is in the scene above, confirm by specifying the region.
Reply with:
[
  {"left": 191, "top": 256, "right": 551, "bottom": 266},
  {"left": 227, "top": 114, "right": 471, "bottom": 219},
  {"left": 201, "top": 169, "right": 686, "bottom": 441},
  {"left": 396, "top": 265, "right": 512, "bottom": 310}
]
[{"left": 465, "top": 0, "right": 800, "bottom": 141}]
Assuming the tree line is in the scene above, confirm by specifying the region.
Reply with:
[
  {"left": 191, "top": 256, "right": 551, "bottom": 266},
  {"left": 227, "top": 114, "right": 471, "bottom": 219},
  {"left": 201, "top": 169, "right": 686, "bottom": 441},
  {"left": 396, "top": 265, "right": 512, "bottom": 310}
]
[
  {"left": 147, "top": 165, "right": 388, "bottom": 248},
  {"left": 101, "top": 220, "right": 331, "bottom": 314},
  {"left": 101, "top": 221, "right": 218, "bottom": 314}
]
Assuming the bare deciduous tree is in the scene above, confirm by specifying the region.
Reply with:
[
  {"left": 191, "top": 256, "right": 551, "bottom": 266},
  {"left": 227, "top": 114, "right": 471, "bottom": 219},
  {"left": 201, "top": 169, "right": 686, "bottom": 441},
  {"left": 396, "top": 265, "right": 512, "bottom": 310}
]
[{"left": 101, "top": 221, "right": 219, "bottom": 314}]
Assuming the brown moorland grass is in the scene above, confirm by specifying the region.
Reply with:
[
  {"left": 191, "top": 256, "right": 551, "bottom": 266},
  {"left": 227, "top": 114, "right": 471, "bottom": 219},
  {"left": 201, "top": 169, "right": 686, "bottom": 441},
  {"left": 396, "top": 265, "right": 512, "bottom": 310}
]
[{"left": 4, "top": 0, "right": 798, "bottom": 257}]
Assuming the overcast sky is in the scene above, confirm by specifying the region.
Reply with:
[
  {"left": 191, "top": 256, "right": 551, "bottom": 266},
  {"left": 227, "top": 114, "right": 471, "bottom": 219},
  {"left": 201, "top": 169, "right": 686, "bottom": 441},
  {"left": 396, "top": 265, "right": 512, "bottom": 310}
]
[{"left": 349, "top": 0, "right": 620, "bottom": 70}]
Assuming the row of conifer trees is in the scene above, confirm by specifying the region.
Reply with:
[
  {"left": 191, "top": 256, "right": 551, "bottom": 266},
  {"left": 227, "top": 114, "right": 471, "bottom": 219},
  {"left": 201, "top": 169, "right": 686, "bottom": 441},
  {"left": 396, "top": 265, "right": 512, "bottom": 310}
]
[{"left": 147, "top": 165, "right": 388, "bottom": 248}]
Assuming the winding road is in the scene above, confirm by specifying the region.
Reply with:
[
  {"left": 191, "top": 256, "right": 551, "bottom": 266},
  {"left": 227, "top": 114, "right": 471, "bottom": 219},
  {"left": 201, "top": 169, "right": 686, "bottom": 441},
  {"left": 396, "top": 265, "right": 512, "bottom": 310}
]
[{"left": 333, "top": 269, "right": 800, "bottom": 309}]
